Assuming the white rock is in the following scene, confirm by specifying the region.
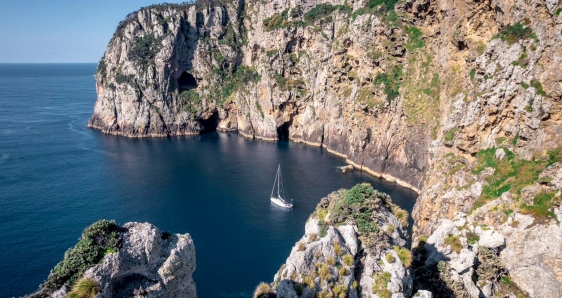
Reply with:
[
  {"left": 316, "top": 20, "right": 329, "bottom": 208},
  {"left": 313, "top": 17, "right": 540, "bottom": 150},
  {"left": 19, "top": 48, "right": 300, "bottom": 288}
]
[{"left": 478, "top": 229, "right": 505, "bottom": 248}]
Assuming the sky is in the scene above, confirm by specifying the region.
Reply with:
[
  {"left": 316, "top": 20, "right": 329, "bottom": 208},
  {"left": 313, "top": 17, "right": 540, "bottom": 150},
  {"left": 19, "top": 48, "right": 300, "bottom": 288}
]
[{"left": 0, "top": 0, "right": 186, "bottom": 63}]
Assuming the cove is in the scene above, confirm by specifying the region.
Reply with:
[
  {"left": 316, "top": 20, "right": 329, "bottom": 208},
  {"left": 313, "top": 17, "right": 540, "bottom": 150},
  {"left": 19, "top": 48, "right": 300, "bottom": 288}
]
[{"left": 0, "top": 64, "right": 417, "bottom": 298}]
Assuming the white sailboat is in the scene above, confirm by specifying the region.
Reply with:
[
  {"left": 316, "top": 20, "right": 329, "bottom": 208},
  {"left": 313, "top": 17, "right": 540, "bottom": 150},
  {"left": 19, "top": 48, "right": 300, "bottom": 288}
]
[{"left": 270, "top": 164, "right": 293, "bottom": 208}]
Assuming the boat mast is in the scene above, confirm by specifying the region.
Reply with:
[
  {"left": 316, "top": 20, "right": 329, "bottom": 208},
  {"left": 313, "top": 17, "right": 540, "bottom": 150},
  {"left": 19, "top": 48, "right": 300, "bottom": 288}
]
[
  {"left": 277, "top": 165, "right": 281, "bottom": 197},
  {"left": 271, "top": 166, "right": 278, "bottom": 198}
]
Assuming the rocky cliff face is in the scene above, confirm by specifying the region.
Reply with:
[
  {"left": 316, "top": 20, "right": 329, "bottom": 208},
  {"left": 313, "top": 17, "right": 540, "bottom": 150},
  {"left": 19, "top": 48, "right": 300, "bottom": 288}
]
[
  {"left": 36, "top": 221, "right": 197, "bottom": 298},
  {"left": 266, "top": 184, "right": 415, "bottom": 298},
  {"left": 91, "top": 0, "right": 562, "bottom": 296}
]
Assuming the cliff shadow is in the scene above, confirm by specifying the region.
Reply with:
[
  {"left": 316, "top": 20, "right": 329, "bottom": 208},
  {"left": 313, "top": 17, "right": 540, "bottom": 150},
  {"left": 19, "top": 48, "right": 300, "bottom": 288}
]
[{"left": 411, "top": 241, "right": 459, "bottom": 297}]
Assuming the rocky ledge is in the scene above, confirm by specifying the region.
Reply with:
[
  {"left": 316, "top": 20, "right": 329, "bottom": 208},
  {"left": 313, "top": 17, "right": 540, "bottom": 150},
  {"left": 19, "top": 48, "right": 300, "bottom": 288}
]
[{"left": 29, "top": 220, "right": 196, "bottom": 298}]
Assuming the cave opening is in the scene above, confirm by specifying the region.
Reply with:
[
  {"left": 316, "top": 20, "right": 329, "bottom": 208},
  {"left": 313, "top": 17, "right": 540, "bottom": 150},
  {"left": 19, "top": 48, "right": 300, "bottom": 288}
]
[
  {"left": 277, "top": 122, "right": 291, "bottom": 141},
  {"left": 198, "top": 110, "right": 219, "bottom": 133},
  {"left": 178, "top": 71, "right": 197, "bottom": 91}
]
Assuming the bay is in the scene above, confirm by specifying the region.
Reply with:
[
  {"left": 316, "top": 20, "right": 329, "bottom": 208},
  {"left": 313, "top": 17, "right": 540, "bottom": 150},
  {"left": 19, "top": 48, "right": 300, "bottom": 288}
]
[{"left": 0, "top": 64, "right": 417, "bottom": 298}]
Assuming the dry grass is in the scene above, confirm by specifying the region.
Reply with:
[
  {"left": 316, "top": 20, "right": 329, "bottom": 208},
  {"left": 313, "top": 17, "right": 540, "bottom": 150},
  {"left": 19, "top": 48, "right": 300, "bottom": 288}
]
[
  {"left": 298, "top": 242, "right": 306, "bottom": 251},
  {"left": 68, "top": 278, "right": 100, "bottom": 298},
  {"left": 253, "top": 282, "right": 274, "bottom": 298},
  {"left": 342, "top": 254, "right": 354, "bottom": 266},
  {"left": 385, "top": 253, "right": 395, "bottom": 263},
  {"left": 393, "top": 246, "right": 412, "bottom": 267},
  {"left": 334, "top": 242, "right": 343, "bottom": 256},
  {"left": 444, "top": 235, "right": 462, "bottom": 253}
]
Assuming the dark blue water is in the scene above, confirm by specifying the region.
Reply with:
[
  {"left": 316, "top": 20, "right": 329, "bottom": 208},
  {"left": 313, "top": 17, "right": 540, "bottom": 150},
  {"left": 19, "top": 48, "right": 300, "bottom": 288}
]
[{"left": 0, "top": 64, "right": 417, "bottom": 298}]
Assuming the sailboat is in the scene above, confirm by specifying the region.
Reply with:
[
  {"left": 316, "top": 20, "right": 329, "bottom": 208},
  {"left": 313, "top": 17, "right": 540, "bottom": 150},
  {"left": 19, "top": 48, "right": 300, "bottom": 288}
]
[{"left": 270, "top": 164, "right": 293, "bottom": 208}]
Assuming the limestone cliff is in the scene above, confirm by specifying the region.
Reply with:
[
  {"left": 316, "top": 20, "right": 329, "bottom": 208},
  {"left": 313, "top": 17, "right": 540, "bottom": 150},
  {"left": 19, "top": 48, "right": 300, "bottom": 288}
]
[
  {"left": 90, "top": 0, "right": 562, "bottom": 296},
  {"left": 30, "top": 221, "right": 196, "bottom": 298}
]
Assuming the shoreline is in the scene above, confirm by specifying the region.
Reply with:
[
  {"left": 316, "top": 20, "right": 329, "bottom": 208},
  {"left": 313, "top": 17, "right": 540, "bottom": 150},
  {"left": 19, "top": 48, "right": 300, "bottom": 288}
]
[{"left": 88, "top": 125, "right": 421, "bottom": 194}]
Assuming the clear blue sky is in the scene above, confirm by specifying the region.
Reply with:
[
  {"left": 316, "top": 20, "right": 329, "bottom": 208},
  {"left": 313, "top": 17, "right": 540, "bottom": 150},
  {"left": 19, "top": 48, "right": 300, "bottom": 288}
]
[{"left": 0, "top": 1, "right": 185, "bottom": 63}]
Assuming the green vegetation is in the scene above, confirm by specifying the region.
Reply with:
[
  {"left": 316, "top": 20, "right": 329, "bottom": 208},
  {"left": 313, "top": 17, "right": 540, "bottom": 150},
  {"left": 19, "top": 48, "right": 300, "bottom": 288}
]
[
  {"left": 471, "top": 147, "right": 562, "bottom": 217},
  {"left": 334, "top": 242, "right": 343, "bottom": 256},
  {"left": 38, "top": 220, "right": 122, "bottom": 296},
  {"left": 114, "top": 73, "right": 135, "bottom": 85},
  {"left": 180, "top": 90, "right": 202, "bottom": 114},
  {"left": 444, "top": 235, "right": 462, "bottom": 253},
  {"left": 97, "top": 58, "right": 107, "bottom": 77},
  {"left": 521, "top": 191, "right": 560, "bottom": 219},
  {"left": 303, "top": 274, "right": 315, "bottom": 288},
  {"left": 128, "top": 33, "right": 161, "bottom": 64},
  {"left": 342, "top": 254, "right": 354, "bottom": 266},
  {"left": 353, "top": 0, "right": 398, "bottom": 19},
  {"left": 332, "top": 283, "right": 348, "bottom": 298},
  {"left": 67, "top": 278, "right": 100, "bottom": 298},
  {"left": 263, "top": 4, "right": 350, "bottom": 31},
  {"left": 372, "top": 271, "right": 392, "bottom": 298},
  {"left": 556, "top": 7, "right": 562, "bottom": 16},
  {"left": 374, "top": 65, "right": 403, "bottom": 102},
  {"left": 385, "top": 253, "right": 395, "bottom": 263},
  {"left": 393, "top": 246, "right": 413, "bottom": 267},
  {"left": 496, "top": 22, "right": 536, "bottom": 44},
  {"left": 467, "top": 232, "right": 480, "bottom": 244},
  {"left": 406, "top": 27, "right": 425, "bottom": 50},
  {"left": 315, "top": 184, "right": 399, "bottom": 249},
  {"left": 444, "top": 128, "right": 460, "bottom": 142},
  {"left": 530, "top": 79, "right": 547, "bottom": 96},
  {"left": 469, "top": 68, "right": 476, "bottom": 81},
  {"left": 220, "top": 66, "right": 261, "bottom": 99}
]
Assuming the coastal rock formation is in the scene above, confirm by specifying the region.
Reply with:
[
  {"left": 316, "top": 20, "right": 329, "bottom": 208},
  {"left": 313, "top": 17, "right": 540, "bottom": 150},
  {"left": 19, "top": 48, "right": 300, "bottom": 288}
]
[
  {"left": 32, "top": 221, "right": 197, "bottom": 298},
  {"left": 90, "top": 0, "right": 562, "bottom": 296},
  {"left": 267, "top": 184, "right": 414, "bottom": 298}
]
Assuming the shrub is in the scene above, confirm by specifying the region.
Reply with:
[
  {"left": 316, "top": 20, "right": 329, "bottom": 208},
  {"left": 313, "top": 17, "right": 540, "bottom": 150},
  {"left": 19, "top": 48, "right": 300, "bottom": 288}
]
[
  {"left": 38, "top": 220, "right": 122, "bottom": 296},
  {"left": 496, "top": 22, "right": 535, "bottom": 44},
  {"left": 128, "top": 33, "right": 161, "bottom": 63},
  {"left": 334, "top": 242, "right": 343, "bottom": 256},
  {"left": 342, "top": 254, "right": 354, "bottom": 266},
  {"left": 374, "top": 64, "right": 403, "bottom": 102},
  {"left": 385, "top": 253, "right": 395, "bottom": 263},
  {"left": 392, "top": 206, "right": 409, "bottom": 227},
  {"left": 372, "top": 272, "right": 392, "bottom": 298},
  {"left": 253, "top": 282, "right": 274, "bottom": 298},
  {"left": 298, "top": 242, "right": 306, "bottom": 251},
  {"left": 338, "top": 266, "right": 348, "bottom": 276},
  {"left": 393, "top": 246, "right": 412, "bottom": 267},
  {"left": 530, "top": 79, "right": 547, "bottom": 96},
  {"left": 332, "top": 283, "right": 348, "bottom": 298},
  {"left": 327, "top": 257, "right": 336, "bottom": 266},
  {"left": 466, "top": 232, "right": 480, "bottom": 245},
  {"left": 469, "top": 68, "right": 476, "bottom": 80},
  {"left": 303, "top": 274, "right": 315, "bottom": 288},
  {"left": 318, "top": 263, "right": 331, "bottom": 282},
  {"left": 67, "top": 278, "right": 100, "bottom": 298},
  {"left": 114, "top": 73, "right": 134, "bottom": 85},
  {"left": 444, "top": 235, "right": 462, "bottom": 253},
  {"left": 309, "top": 233, "right": 319, "bottom": 242}
]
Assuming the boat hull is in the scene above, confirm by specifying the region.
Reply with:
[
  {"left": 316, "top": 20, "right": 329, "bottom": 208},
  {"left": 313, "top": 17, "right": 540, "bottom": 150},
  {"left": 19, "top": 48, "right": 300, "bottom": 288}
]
[{"left": 271, "top": 197, "right": 293, "bottom": 208}]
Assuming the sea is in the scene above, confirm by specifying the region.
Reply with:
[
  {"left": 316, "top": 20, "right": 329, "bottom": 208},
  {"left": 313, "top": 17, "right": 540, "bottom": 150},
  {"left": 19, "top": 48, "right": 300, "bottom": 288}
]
[{"left": 0, "top": 64, "right": 418, "bottom": 298}]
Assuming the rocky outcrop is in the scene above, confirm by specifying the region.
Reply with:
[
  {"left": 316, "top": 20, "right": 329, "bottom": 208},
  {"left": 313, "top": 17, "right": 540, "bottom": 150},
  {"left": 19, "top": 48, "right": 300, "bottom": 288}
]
[
  {"left": 413, "top": 210, "right": 562, "bottom": 298},
  {"left": 36, "top": 221, "right": 197, "bottom": 298},
  {"left": 269, "top": 184, "right": 414, "bottom": 298}
]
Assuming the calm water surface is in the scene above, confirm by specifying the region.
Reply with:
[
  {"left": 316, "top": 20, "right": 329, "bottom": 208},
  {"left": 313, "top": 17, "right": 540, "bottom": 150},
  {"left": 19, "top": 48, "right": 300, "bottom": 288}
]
[{"left": 0, "top": 64, "right": 417, "bottom": 298}]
